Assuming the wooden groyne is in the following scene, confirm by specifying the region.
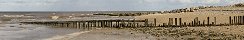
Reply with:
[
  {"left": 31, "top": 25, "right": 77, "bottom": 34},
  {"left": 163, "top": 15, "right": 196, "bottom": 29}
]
[
  {"left": 20, "top": 19, "right": 148, "bottom": 29},
  {"left": 20, "top": 16, "right": 244, "bottom": 29},
  {"left": 155, "top": 16, "right": 244, "bottom": 27}
]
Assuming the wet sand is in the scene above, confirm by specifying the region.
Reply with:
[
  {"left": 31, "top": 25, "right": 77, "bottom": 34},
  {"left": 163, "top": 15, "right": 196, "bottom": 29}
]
[{"left": 64, "top": 28, "right": 156, "bottom": 40}]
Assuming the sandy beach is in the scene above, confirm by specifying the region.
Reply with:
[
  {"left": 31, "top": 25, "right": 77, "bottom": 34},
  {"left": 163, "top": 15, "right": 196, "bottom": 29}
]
[
  {"left": 130, "top": 6, "right": 244, "bottom": 40},
  {"left": 0, "top": 3, "right": 244, "bottom": 40},
  {"left": 60, "top": 28, "right": 156, "bottom": 40},
  {"left": 131, "top": 25, "right": 244, "bottom": 40}
]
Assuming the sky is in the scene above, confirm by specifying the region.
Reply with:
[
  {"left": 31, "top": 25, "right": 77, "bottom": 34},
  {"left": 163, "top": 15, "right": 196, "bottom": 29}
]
[{"left": 0, "top": 0, "right": 243, "bottom": 11}]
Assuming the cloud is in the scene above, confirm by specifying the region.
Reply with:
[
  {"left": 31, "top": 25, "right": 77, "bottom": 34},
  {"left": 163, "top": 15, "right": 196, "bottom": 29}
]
[
  {"left": 0, "top": 0, "right": 243, "bottom": 11},
  {"left": 0, "top": 0, "right": 58, "bottom": 6}
]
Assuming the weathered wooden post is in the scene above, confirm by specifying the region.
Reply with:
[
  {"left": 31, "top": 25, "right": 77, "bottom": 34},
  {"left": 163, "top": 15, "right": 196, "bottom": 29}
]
[
  {"left": 168, "top": 18, "right": 173, "bottom": 27},
  {"left": 229, "top": 16, "right": 232, "bottom": 25},
  {"left": 163, "top": 23, "right": 166, "bottom": 27},
  {"left": 232, "top": 19, "right": 234, "bottom": 25},
  {"left": 175, "top": 18, "right": 177, "bottom": 27},
  {"left": 154, "top": 18, "right": 157, "bottom": 27},
  {"left": 100, "top": 21, "right": 103, "bottom": 27},
  {"left": 94, "top": 21, "right": 97, "bottom": 27},
  {"left": 131, "top": 19, "right": 134, "bottom": 27},
  {"left": 240, "top": 16, "right": 243, "bottom": 25},
  {"left": 66, "top": 23, "right": 69, "bottom": 27},
  {"left": 77, "top": 22, "right": 80, "bottom": 29},
  {"left": 136, "top": 23, "right": 139, "bottom": 27},
  {"left": 237, "top": 16, "right": 240, "bottom": 25},
  {"left": 108, "top": 21, "right": 110, "bottom": 27},
  {"left": 240, "top": 16, "right": 242, "bottom": 25},
  {"left": 179, "top": 18, "right": 182, "bottom": 26},
  {"left": 212, "top": 22, "right": 215, "bottom": 25},
  {"left": 72, "top": 22, "right": 75, "bottom": 28},
  {"left": 234, "top": 16, "right": 236, "bottom": 25},
  {"left": 237, "top": 16, "right": 239, "bottom": 25},
  {"left": 242, "top": 16, "right": 244, "bottom": 25},
  {"left": 207, "top": 17, "right": 210, "bottom": 26},
  {"left": 195, "top": 17, "right": 199, "bottom": 26},
  {"left": 61, "top": 23, "right": 64, "bottom": 27},
  {"left": 214, "top": 17, "right": 216, "bottom": 25},
  {"left": 99, "top": 21, "right": 102, "bottom": 27},
  {"left": 131, "top": 22, "right": 133, "bottom": 27},
  {"left": 203, "top": 20, "right": 205, "bottom": 26},
  {"left": 117, "top": 21, "right": 120, "bottom": 27},
  {"left": 198, "top": 21, "right": 201, "bottom": 26},
  {"left": 88, "top": 22, "right": 91, "bottom": 27},
  {"left": 191, "top": 21, "right": 194, "bottom": 26},
  {"left": 184, "top": 22, "right": 187, "bottom": 27},
  {"left": 188, "top": 22, "right": 191, "bottom": 26},
  {"left": 105, "top": 21, "right": 107, "bottom": 27},
  {"left": 144, "top": 19, "right": 149, "bottom": 27},
  {"left": 115, "top": 21, "right": 117, "bottom": 27},
  {"left": 83, "top": 22, "right": 86, "bottom": 29},
  {"left": 110, "top": 21, "right": 113, "bottom": 27}
]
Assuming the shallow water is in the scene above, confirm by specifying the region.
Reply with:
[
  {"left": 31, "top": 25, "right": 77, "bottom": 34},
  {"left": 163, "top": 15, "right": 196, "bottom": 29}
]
[{"left": 0, "top": 23, "right": 84, "bottom": 40}]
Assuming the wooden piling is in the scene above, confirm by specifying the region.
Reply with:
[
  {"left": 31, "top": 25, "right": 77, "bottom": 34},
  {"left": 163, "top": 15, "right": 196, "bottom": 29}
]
[
  {"left": 163, "top": 23, "right": 166, "bottom": 27},
  {"left": 242, "top": 16, "right": 244, "bottom": 25},
  {"left": 136, "top": 23, "right": 139, "bottom": 27},
  {"left": 154, "top": 18, "right": 157, "bottom": 27},
  {"left": 144, "top": 19, "right": 149, "bottom": 27},
  {"left": 175, "top": 18, "right": 177, "bottom": 27},
  {"left": 191, "top": 21, "right": 194, "bottom": 26},
  {"left": 237, "top": 16, "right": 239, "bottom": 25},
  {"left": 184, "top": 22, "right": 186, "bottom": 27},
  {"left": 83, "top": 22, "right": 86, "bottom": 29},
  {"left": 198, "top": 21, "right": 201, "bottom": 26},
  {"left": 168, "top": 18, "right": 173, "bottom": 27},
  {"left": 207, "top": 17, "right": 210, "bottom": 26},
  {"left": 240, "top": 16, "right": 242, "bottom": 25},
  {"left": 234, "top": 16, "right": 236, "bottom": 25},
  {"left": 133, "top": 19, "right": 136, "bottom": 27},
  {"left": 179, "top": 18, "right": 182, "bottom": 26},
  {"left": 77, "top": 22, "right": 80, "bottom": 28},
  {"left": 203, "top": 20, "right": 205, "bottom": 26},
  {"left": 241, "top": 16, "right": 243, "bottom": 25},
  {"left": 66, "top": 23, "right": 69, "bottom": 27},
  {"left": 110, "top": 21, "right": 113, "bottom": 27},
  {"left": 214, "top": 17, "right": 216, "bottom": 25},
  {"left": 229, "top": 16, "right": 232, "bottom": 25},
  {"left": 239, "top": 16, "right": 241, "bottom": 24},
  {"left": 212, "top": 22, "right": 215, "bottom": 25}
]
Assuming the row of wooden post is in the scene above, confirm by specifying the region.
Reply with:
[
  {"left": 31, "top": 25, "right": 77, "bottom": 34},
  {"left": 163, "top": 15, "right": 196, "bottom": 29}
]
[
  {"left": 155, "top": 16, "right": 244, "bottom": 27},
  {"left": 229, "top": 16, "right": 244, "bottom": 25},
  {"left": 21, "top": 16, "right": 244, "bottom": 28},
  {"left": 21, "top": 19, "right": 148, "bottom": 29}
]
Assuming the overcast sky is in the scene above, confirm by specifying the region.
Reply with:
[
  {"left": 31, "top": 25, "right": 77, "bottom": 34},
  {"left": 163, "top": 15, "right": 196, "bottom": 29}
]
[{"left": 0, "top": 0, "right": 243, "bottom": 11}]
